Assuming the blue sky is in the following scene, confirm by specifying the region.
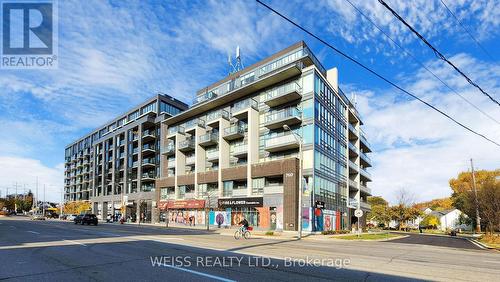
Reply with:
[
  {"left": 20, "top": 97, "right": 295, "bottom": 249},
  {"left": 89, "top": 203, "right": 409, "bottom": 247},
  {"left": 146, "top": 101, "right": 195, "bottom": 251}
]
[{"left": 0, "top": 0, "right": 499, "bottom": 203}]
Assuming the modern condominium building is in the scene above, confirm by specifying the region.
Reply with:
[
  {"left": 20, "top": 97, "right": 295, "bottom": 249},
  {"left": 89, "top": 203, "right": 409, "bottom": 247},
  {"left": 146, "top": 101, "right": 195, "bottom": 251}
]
[
  {"left": 64, "top": 41, "right": 372, "bottom": 231},
  {"left": 64, "top": 94, "right": 188, "bottom": 222},
  {"left": 155, "top": 41, "right": 372, "bottom": 231}
]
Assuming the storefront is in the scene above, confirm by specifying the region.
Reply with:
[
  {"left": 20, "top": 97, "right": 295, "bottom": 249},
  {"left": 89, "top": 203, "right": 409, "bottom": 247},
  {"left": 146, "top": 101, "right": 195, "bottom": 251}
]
[
  {"left": 215, "top": 197, "right": 284, "bottom": 230},
  {"left": 159, "top": 199, "right": 206, "bottom": 226}
]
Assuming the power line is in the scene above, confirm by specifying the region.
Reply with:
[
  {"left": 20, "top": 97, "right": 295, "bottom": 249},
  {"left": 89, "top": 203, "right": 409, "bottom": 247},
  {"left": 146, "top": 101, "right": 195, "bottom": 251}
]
[
  {"left": 254, "top": 0, "right": 500, "bottom": 148},
  {"left": 344, "top": 0, "right": 500, "bottom": 126},
  {"left": 377, "top": 0, "right": 500, "bottom": 107},
  {"left": 439, "top": 0, "right": 495, "bottom": 61}
]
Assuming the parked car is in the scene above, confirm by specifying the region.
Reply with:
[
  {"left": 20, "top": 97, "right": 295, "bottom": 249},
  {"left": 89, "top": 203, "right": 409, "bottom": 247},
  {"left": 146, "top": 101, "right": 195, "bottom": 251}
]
[
  {"left": 67, "top": 214, "right": 78, "bottom": 221},
  {"left": 75, "top": 214, "right": 98, "bottom": 225},
  {"left": 31, "top": 215, "right": 45, "bottom": 220}
]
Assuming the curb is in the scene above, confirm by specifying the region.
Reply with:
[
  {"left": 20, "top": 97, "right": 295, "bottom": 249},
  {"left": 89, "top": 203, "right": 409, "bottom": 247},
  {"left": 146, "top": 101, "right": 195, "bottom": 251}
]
[{"left": 468, "top": 239, "right": 498, "bottom": 250}]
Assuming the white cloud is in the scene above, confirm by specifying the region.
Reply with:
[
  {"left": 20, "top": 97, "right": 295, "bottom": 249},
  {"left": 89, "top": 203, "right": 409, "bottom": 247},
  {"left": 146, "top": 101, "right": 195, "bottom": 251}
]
[
  {"left": 351, "top": 54, "right": 500, "bottom": 204},
  {"left": 0, "top": 157, "right": 64, "bottom": 203}
]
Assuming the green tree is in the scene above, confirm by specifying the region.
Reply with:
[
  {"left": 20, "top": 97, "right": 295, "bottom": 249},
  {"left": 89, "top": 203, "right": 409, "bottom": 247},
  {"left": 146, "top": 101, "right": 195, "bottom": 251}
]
[{"left": 367, "top": 196, "right": 391, "bottom": 227}]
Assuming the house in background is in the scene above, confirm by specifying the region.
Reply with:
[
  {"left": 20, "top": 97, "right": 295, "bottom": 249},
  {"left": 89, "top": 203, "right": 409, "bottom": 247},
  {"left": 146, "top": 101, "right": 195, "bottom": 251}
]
[{"left": 417, "top": 208, "right": 471, "bottom": 231}]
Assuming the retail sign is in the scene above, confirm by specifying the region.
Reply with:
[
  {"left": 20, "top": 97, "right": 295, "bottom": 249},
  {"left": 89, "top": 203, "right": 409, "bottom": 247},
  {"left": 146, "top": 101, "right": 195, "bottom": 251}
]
[
  {"left": 218, "top": 197, "right": 263, "bottom": 208},
  {"left": 161, "top": 199, "right": 205, "bottom": 210},
  {"left": 314, "top": 201, "right": 325, "bottom": 209}
]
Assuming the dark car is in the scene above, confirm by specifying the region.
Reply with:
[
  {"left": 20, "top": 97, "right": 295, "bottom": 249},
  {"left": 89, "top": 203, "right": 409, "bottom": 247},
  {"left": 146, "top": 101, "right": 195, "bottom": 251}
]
[{"left": 74, "top": 214, "right": 98, "bottom": 225}]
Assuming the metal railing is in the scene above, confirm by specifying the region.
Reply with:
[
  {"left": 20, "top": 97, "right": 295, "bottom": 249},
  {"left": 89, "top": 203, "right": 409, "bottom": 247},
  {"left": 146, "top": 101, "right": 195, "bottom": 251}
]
[
  {"left": 262, "top": 81, "right": 301, "bottom": 102},
  {"left": 232, "top": 98, "right": 258, "bottom": 112},
  {"left": 264, "top": 107, "right": 301, "bottom": 123}
]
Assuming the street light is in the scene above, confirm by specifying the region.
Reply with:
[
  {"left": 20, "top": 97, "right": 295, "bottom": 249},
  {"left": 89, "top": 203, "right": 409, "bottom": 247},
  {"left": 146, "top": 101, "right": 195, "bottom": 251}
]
[{"left": 283, "top": 122, "right": 303, "bottom": 240}]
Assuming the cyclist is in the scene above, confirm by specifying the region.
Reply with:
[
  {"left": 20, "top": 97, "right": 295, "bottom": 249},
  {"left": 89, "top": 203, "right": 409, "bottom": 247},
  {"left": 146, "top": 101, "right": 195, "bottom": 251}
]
[{"left": 238, "top": 217, "right": 249, "bottom": 232}]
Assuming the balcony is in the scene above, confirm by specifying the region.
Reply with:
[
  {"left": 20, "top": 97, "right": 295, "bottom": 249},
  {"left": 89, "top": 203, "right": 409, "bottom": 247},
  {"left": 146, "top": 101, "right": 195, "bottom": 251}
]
[
  {"left": 195, "top": 91, "right": 217, "bottom": 105},
  {"left": 167, "top": 159, "right": 175, "bottom": 168},
  {"left": 231, "top": 98, "right": 258, "bottom": 115},
  {"left": 132, "top": 147, "right": 139, "bottom": 155},
  {"left": 167, "top": 126, "right": 185, "bottom": 135},
  {"left": 223, "top": 125, "right": 246, "bottom": 140},
  {"left": 348, "top": 160, "right": 359, "bottom": 173},
  {"left": 348, "top": 123, "right": 358, "bottom": 140},
  {"left": 199, "top": 132, "right": 218, "bottom": 146},
  {"left": 206, "top": 150, "right": 219, "bottom": 161},
  {"left": 118, "top": 139, "right": 125, "bottom": 147},
  {"left": 185, "top": 156, "right": 195, "bottom": 165},
  {"left": 231, "top": 144, "right": 248, "bottom": 157},
  {"left": 178, "top": 138, "right": 195, "bottom": 152},
  {"left": 360, "top": 200, "right": 371, "bottom": 211},
  {"left": 360, "top": 183, "right": 371, "bottom": 195},
  {"left": 141, "top": 184, "right": 155, "bottom": 192},
  {"left": 262, "top": 81, "right": 302, "bottom": 107},
  {"left": 142, "top": 129, "right": 156, "bottom": 141},
  {"left": 263, "top": 108, "right": 301, "bottom": 129},
  {"left": 348, "top": 179, "right": 358, "bottom": 190},
  {"left": 206, "top": 110, "right": 229, "bottom": 125},
  {"left": 142, "top": 143, "right": 156, "bottom": 153},
  {"left": 264, "top": 133, "right": 299, "bottom": 153},
  {"left": 360, "top": 129, "right": 372, "bottom": 153},
  {"left": 232, "top": 188, "right": 248, "bottom": 197},
  {"left": 360, "top": 151, "right": 372, "bottom": 167},
  {"left": 161, "top": 143, "right": 175, "bottom": 156},
  {"left": 142, "top": 172, "right": 155, "bottom": 181},
  {"left": 348, "top": 142, "right": 359, "bottom": 156},
  {"left": 142, "top": 158, "right": 155, "bottom": 167},
  {"left": 360, "top": 167, "right": 372, "bottom": 181},
  {"left": 185, "top": 119, "right": 205, "bottom": 130}
]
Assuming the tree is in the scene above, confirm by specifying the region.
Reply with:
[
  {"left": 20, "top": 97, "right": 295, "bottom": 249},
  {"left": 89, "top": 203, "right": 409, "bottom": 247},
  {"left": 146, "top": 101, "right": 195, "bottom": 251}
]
[
  {"left": 367, "top": 196, "right": 391, "bottom": 227},
  {"left": 413, "top": 198, "right": 453, "bottom": 211},
  {"left": 390, "top": 188, "right": 421, "bottom": 230},
  {"left": 449, "top": 169, "right": 500, "bottom": 233},
  {"left": 421, "top": 214, "right": 439, "bottom": 229},
  {"left": 477, "top": 180, "right": 500, "bottom": 234}
]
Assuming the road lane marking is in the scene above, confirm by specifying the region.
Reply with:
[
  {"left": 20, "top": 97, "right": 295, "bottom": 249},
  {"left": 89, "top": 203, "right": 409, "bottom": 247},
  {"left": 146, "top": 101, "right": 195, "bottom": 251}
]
[
  {"left": 63, "top": 239, "right": 87, "bottom": 247},
  {"left": 483, "top": 260, "right": 500, "bottom": 264},
  {"left": 160, "top": 264, "right": 235, "bottom": 282},
  {"left": 467, "top": 239, "right": 486, "bottom": 249},
  {"left": 27, "top": 231, "right": 40, "bottom": 234}
]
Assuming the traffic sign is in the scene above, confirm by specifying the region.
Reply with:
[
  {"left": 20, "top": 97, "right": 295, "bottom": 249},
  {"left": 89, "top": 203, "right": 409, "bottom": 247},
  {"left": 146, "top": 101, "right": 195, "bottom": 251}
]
[{"left": 354, "top": 209, "right": 363, "bottom": 218}]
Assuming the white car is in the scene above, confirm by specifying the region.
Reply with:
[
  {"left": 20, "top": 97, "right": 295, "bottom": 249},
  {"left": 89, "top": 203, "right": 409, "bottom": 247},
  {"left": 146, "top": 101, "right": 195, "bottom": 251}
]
[{"left": 67, "top": 214, "right": 78, "bottom": 221}]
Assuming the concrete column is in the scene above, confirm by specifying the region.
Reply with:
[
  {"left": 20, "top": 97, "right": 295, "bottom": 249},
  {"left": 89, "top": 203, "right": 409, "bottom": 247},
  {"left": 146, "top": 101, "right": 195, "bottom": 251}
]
[
  {"left": 247, "top": 107, "right": 260, "bottom": 196},
  {"left": 218, "top": 119, "right": 230, "bottom": 198},
  {"left": 194, "top": 126, "right": 206, "bottom": 197},
  {"left": 174, "top": 132, "right": 186, "bottom": 199}
]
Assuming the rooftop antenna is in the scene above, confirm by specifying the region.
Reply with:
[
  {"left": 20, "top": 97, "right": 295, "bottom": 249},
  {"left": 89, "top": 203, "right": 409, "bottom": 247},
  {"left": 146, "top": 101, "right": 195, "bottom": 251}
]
[{"left": 228, "top": 46, "right": 243, "bottom": 75}]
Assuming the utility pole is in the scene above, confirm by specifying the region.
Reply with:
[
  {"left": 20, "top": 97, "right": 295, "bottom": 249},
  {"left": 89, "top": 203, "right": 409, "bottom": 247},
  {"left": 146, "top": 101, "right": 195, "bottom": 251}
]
[
  {"left": 43, "top": 184, "right": 46, "bottom": 216},
  {"left": 14, "top": 182, "right": 18, "bottom": 212},
  {"left": 35, "top": 177, "right": 38, "bottom": 212},
  {"left": 470, "top": 159, "right": 481, "bottom": 233}
]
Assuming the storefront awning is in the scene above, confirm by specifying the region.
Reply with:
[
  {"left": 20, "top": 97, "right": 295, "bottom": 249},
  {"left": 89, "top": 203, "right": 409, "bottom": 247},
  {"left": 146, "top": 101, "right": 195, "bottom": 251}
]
[{"left": 160, "top": 199, "right": 205, "bottom": 210}]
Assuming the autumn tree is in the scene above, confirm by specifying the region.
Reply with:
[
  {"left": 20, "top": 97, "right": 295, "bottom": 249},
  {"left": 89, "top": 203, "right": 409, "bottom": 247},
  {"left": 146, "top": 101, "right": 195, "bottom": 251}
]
[
  {"left": 449, "top": 169, "right": 500, "bottom": 233},
  {"left": 63, "top": 201, "right": 91, "bottom": 215},
  {"left": 421, "top": 214, "right": 439, "bottom": 229},
  {"left": 390, "top": 188, "right": 422, "bottom": 230}
]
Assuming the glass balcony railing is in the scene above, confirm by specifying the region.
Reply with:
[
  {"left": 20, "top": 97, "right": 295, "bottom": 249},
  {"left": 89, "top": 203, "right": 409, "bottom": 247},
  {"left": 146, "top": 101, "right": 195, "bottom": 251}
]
[
  {"left": 262, "top": 81, "right": 302, "bottom": 105},
  {"left": 161, "top": 143, "right": 175, "bottom": 155},
  {"left": 179, "top": 138, "right": 195, "bottom": 151},
  {"left": 206, "top": 150, "right": 219, "bottom": 160},
  {"left": 195, "top": 91, "right": 217, "bottom": 104},
  {"left": 348, "top": 160, "right": 358, "bottom": 171},
  {"left": 142, "top": 158, "right": 155, "bottom": 165},
  {"left": 232, "top": 98, "right": 258, "bottom": 113},
  {"left": 348, "top": 142, "right": 358, "bottom": 154},
  {"left": 223, "top": 124, "right": 246, "bottom": 137},
  {"left": 206, "top": 110, "right": 229, "bottom": 122},
  {"left": 199, "top": 132, "right": 218, "bottom": 145},
  {"left": 264, "top": 107, "right": 301, "bottom": 124},
  {"left": 142, "top": 144, "right": 156, "bottom": 151},
  {"left": 360, "top": 151, "right": 371, "bottom": 164},
  {"left": 349, "top": 179, "right": 358, "bottom": 188},
  {"left": 185, "top": 119, "right": 205, "bottom": 129},
  {"left": 231, "top": 144, "right": 248, "bottom": 156},
  {"left": 348, "top": 123, "right": 358, "bottom": 136},
  {"left": 167, "top": 159, "right": 175, "bottom": 167},
  {"left": 185, "top": 156, "right": 195, "bottom": 164},
  {"left": 168, "top": 126, "right": 185, "bottom": 135},
  {"left": 142, "top": 172, "right": 155, "bottom": 179},
  {"left": 360, "top": 167, "right": 372, "bottom": 180}
]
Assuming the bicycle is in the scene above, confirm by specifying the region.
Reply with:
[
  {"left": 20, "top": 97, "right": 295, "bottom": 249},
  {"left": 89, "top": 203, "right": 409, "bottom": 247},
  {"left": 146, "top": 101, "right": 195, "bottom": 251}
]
[{"left": 234, "top": 226, "right": 251, "bottom": 240}]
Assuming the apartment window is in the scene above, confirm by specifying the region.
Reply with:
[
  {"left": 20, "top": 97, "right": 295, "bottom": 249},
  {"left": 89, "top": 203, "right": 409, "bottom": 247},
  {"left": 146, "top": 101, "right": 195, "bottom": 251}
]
[
  {"left": 141, "top": 102, "right": 156, "bottom": 115},
  {"left": 252, "top": 178, "right": 264, "bottom": 195},
  {"left": 223, "top": 181, "right": 233, "bottom": 197}
]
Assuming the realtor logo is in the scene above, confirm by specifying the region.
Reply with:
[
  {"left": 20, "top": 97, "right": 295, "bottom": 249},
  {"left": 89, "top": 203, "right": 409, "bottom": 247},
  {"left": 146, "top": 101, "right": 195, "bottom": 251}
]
[{"left": 1, "top": 0, "right": 58, "bottom": 69}]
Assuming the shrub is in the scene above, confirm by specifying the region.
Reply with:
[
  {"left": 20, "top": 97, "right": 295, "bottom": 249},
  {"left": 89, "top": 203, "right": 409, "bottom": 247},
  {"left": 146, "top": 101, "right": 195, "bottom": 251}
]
[
  {"left": 321, "top": 230, "right": 350, "bottom": 235},
  {"left": 265, "top": 231, "right": 274, "bottom": 236}
]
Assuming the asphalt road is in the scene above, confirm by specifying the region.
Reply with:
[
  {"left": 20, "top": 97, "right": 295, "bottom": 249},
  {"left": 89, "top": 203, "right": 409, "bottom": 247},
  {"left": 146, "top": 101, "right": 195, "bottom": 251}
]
[
  {"left": 1, "top": 217, "right": 499, "bottom": 281},
  {"left": 388, "top": 232, "right": 482, "bottom": 250}
]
